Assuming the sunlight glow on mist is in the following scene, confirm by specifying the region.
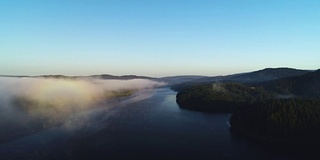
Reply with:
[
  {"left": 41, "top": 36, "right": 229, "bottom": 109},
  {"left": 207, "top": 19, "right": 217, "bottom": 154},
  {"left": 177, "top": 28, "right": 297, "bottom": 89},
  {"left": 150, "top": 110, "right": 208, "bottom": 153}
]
[
  {"left": 0, "top": 77, "right": 166, "bottom": 139},
  {"left": 1, "top": 77, "right": 165, "bottom": 111}
]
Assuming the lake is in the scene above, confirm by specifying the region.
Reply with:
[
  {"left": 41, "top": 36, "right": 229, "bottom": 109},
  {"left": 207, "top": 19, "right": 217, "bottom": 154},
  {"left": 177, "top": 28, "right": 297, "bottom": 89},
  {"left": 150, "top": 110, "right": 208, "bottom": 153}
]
[{"left": 0, "top": 87, "right": 318, "bottom": 159}]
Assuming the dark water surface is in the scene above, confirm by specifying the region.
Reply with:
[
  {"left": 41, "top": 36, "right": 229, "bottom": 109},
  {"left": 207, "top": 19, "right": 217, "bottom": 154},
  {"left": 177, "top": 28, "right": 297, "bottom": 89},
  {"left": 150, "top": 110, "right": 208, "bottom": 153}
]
[{"left": 0, "top": 88, "right": 318, "bottom": 159}]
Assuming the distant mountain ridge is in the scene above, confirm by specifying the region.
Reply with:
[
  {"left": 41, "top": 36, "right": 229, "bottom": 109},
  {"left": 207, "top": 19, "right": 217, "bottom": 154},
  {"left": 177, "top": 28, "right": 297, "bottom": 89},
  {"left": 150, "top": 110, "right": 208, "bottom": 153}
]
[
  {"left": 0, "top": 74, "right": 207, "bottom": 87},
  {"left": 158, "top": 75, "right": 208, "bottom": 86},
  {"left": 0, "top": 68, "right": 315, "bottom": 88},
  {"left": 258, "top": 69, "right": 320, "bottom": 98},
  {"left": 90, "top": 74, "right": 155, "bottom": 80},
  {"left": 195, "top": 68, "right": 311, "bottom": 83},
  {"left": 0, "top": 74, "right": 155, "bottom": 80}
]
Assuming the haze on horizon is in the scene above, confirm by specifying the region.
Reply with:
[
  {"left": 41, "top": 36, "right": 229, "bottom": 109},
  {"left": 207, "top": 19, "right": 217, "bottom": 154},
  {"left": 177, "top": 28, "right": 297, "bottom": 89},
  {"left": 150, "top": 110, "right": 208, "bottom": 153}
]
[{"left": 1, "top": 0, "right": 319, "bottom": 77}]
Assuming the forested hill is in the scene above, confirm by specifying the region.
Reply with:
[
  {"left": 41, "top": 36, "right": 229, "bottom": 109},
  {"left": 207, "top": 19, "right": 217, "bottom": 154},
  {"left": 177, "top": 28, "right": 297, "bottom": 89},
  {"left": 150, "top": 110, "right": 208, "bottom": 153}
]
[
  {"left": 195, "top": 68, "right": 311, "bottom": 83},
  {"left": 229, "top": 68, "right": 311, "bottom": 83},
  {"left": 257, "top": 69, "right": 320, "bottom": 98},
  {"left": 171, "top": 68, "right": 312, "bottom": 92},
  {"left": 176, "top": 83, "right": 275, "bottom": 112}
]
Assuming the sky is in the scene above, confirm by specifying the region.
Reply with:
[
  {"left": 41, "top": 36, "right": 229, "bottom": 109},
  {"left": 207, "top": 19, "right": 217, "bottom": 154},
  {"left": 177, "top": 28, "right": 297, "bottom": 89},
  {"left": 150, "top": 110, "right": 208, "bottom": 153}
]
[{"left": 0, "top": 0, "right": 319, "bottom": 77}]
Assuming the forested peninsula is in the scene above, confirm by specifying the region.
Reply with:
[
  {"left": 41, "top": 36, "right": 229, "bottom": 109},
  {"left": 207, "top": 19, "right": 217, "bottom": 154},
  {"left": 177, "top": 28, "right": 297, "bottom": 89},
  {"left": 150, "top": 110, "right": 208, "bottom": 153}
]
[
  {"left": 173, "top": 68, "right": 320, "bottom": 143},
  {"left": 175, "top": 82, "right": 274, "bottom": 112}
]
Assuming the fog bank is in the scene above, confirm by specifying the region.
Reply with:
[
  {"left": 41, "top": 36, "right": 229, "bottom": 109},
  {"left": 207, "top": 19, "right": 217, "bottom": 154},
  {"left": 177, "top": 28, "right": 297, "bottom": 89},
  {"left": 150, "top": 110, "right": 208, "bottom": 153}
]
[{"left": 0, "top": 77, "right": 165, "bottom": 142}]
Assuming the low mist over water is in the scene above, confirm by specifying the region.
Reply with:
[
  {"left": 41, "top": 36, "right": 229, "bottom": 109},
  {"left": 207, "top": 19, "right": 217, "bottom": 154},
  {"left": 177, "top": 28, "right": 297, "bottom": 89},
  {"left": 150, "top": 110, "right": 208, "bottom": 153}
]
[{"left": 0, "top": 77, "right": 165, "bottom": 142}]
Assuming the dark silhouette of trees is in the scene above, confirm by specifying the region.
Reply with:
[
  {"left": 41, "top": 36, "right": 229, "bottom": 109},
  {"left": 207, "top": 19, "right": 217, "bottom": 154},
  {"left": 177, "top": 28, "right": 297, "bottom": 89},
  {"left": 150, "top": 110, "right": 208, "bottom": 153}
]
[
  {"left": 230, "top": 99, "right": 320, "bottom": 142},
  {"left": 176, "top": 82, "right": 275, "bottom": 112}
]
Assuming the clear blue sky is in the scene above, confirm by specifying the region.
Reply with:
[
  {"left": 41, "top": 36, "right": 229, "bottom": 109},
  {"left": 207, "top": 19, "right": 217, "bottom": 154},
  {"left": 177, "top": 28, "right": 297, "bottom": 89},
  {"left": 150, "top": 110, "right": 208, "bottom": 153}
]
[{"left": 1, "top": 0, "right": 319, "bottom": 77}]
